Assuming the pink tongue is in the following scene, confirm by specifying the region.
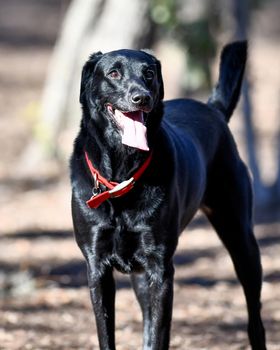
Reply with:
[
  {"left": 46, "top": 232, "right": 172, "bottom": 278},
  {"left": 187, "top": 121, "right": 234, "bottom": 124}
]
[{"left": 115, "top": 110, "right": 149, "bottom": 151}]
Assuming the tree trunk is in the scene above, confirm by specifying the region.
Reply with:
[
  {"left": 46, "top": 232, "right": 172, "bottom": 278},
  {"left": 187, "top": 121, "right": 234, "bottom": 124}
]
[
  {"left": 41, "top": 0, "right": 103, "bottom": 157},
  {"left": 273, "top": 104, "right": 280, "bottom": 200},
  {"left": 232, "top": 0, "right": 267, "bottom": 204}
]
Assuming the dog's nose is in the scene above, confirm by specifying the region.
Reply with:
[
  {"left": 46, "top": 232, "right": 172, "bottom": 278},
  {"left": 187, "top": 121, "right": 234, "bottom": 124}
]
[{"left": 131, "top": 92, "right": 151, "bottom": 107}]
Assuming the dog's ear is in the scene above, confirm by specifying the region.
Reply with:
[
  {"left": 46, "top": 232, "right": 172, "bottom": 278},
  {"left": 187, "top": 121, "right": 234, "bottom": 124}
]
[
  {"left": 80, "top": 51, "right": 103, "bottom": 104},
  {"left": 141, "top": 49, "right": 164, "bottom": 101},
  {"left": 154, "top": 58, "right": 164, "bottom": 101}
]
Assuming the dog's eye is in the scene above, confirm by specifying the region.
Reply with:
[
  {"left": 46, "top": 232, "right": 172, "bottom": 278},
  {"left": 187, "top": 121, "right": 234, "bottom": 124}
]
[
  {"left": 145, "top": 70, "right": 155, "bottom": 80},
  {"left": 108, "top": 70, "right": 121, "bottom": 79}
]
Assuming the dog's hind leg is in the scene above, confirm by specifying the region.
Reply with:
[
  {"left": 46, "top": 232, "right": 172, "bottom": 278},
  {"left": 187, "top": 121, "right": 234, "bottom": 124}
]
[{"left": 201, "top": 160, "right": 266, "bottom": 350}]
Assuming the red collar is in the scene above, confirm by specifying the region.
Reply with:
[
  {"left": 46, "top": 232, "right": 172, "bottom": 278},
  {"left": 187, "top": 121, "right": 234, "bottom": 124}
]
[{"left": 84, "top": 151, "right": 153, "bottom": 209}]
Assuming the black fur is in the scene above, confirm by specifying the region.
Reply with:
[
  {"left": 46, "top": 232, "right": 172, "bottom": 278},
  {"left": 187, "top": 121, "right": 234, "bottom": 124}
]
[{"left": 70, "top": 42, "right": 266, "bottom": 350}]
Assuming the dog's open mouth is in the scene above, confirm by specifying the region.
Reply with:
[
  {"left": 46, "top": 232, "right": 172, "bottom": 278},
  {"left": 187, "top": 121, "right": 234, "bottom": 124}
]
[{"left": 107, "top": 105, "right": 149, "bottom": 151}]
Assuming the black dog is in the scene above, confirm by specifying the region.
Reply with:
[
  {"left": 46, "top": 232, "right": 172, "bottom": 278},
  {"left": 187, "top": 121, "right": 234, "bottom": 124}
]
[{"left": 70, "top": 42, "right": 266, "bottom": 350}]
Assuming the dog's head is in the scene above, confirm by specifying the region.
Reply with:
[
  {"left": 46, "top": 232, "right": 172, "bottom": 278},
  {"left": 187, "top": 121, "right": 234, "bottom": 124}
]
[{"left": 80, "top": 49, "right": 164, "bottom": 151}]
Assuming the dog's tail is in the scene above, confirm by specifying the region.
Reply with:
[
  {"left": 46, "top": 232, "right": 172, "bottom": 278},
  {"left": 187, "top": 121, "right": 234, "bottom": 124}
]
[{"left": 208, "top": 41, "right": 247, "bottom": 123}]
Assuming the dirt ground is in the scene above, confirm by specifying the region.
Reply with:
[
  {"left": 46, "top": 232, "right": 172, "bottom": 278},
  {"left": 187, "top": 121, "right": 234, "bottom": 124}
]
[{"left": 0, "top": 1, "right": 280, "bottom": 349}]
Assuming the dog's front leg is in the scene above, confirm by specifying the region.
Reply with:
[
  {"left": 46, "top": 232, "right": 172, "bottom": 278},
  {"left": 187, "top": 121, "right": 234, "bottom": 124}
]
[
  {"left": 131, "top": 273, "right": 153, "bottom": 348},
  {"left": 147, "top": 262, "right": 175, "bottom": 350},
  {"left": 87, "top": 264, "right": 116, "bottom": 350}
]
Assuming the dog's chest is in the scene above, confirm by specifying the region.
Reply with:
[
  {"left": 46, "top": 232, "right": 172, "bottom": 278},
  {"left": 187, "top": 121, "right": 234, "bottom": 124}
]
[
  {"left": 84, "top": 186, "right": 166, "bottom": 274},
  {"left": 111, "top": 230, "right": 144, "bottom": 273},
  {"left": 103, "top": 216, "right": 157, "bottom": 274},
  {"left": 111, "top": 219, "right": 153, "bottom": 273}
]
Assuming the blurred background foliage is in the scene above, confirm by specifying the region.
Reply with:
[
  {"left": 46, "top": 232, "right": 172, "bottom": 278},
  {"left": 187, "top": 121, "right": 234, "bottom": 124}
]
[
  {"left": 149, "top": 0, "right": 262, "bottom": 91},
  {"left": 151, "top": 0, "right": 219, "bottom": 90}
]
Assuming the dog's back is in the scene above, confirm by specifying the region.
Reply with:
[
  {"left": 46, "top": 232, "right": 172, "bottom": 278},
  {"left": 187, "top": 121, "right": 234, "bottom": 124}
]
[{"left": 154, "top": 42, "right": 248, "bottom": 228}]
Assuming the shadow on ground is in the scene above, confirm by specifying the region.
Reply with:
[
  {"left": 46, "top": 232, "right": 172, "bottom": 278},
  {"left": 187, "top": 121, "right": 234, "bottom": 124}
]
[{"left": 1, "top": 213, "right": 280, "bottom": 292}]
